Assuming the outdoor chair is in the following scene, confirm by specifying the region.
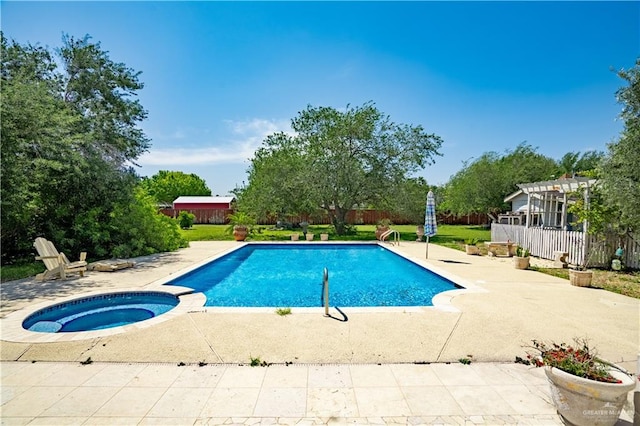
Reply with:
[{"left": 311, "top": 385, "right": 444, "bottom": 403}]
[{"left": 33, "top": 237, "right": 87, "bottom": 281}]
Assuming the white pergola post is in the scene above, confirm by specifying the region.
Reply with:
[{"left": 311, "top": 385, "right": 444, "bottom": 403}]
[
  {"left": 526, "top": 192, "right": 532, "bottom": 228},
  {"left": 561, "top": 192, "right": 567, "bottom": 230},
  {"left": 543, "top": 192, "right": 548, "bottom": 227}
]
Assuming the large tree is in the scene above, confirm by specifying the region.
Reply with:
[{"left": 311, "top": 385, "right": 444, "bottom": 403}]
[
  {"left": 140, "top": 170, "right": 212, "bottom": 206},
  {"left": 1, "top": 34, "right": 184, "bottom": 261},
  {"left": 442, "top": 143, "right": 557, "bottom": 219},
  {"left": 556, "top": 151, "right": 605, "bottom": 177},
  {"left": 239, "top": 103, "right": 443, "bottom": 234},
  {"left": 599, "top": 58, "right": 640, "bottom": 233}
]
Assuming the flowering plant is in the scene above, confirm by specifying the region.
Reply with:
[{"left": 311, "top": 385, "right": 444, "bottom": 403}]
[{"left": 519, "top": 339, "right": 622, "bottom": 384}]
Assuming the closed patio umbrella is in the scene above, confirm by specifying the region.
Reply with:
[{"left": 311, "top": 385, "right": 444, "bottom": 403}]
[{"left": 424, "top": 190, "right": 437, "bottom": 258}]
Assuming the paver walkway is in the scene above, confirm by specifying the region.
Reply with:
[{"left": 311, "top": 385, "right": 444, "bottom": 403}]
[{"left": 2, "top": 360, "right": 574, "bottom": 425}]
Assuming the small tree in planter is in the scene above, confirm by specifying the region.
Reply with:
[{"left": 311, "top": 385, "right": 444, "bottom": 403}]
[{"left": 567, "top": 183, "right": 616, "bottom": 286}]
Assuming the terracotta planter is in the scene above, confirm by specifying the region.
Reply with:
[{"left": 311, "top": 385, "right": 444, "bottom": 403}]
[
  {"left": 306, "top": 233, "right": 315, "bottom": 241},
  {"left": 320, "top": 233, "right": 329, "bottom": 241},
  {"left": 570, "top": 269, "right": 593, "bottom": 287},
  {"left": 465, "top": 244, "right": 479, "bottom": 255},
  {"left": 290, "top": 233, "right": 299, "bottom": 241},
  {"left": 232, "top": 226, "right": 248, "bottom": 241},
  {"left": 375, "top": 226, "right": 389, "bottom": 241},
  {"left": 514, "top": 256, "right": 530, "bottom": 270},
  {"left": 545, "top": 365, "right": 635, "bottom": 426}
]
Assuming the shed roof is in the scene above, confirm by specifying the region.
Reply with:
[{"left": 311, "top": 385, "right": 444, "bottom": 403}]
[{"left": 173, "top": 196, "right": 235, "bottom": 204}]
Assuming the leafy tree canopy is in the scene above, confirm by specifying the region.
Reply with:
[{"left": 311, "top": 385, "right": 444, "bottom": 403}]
[
  {"left": 237, "top": 102, "right": 443, "bottom": 234},
  {"left": 140, "top": 170, "right": 212, "bottom": 205},
  {"left": 599, "top": 58, "right": 640, "bottom": 233},
  {"left": 442, "top": 143, "right": 557, "bottom": 218},
  {"left": 1, "top": 33, "right": 185, "bottom": 262},
  {"left": 556, "top": 151, "right": 605, "bottom": 177}
]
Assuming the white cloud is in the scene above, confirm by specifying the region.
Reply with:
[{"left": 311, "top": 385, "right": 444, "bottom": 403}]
[
  {"left": 139, "top": 118, "right": 293, "bottom": 166},
  {"left": 139, "top": 145, "right": 254, "bottom": 165}
]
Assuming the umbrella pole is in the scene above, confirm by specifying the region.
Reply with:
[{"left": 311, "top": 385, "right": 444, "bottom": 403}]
[{"left": 426, "top": 235, "right": 429, "bottom": 259}]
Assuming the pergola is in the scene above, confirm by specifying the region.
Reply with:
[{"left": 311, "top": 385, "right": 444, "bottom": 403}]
[{"left": 517, "top": 177, "right": 598, "bottom": 230}]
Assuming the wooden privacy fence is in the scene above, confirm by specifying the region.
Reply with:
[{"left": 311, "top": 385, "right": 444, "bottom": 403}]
[
  {"left": 160, "top": 208, "right": 488, "bottom": 227},
  {"left": 160, "top": 209, "right": 412, "bottom": 225},
  {"left": 491, "top": 224, "right": 640, "bottom": 269},
  {"left": 438, "top": 212, "right": 490, "bottom": 225}
]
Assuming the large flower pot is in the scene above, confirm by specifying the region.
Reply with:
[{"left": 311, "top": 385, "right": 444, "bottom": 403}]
[
  {"left": 375, "top": 226, "right": 389, "bottom": 241},
  {"left": 306, "top": 233, "right": 314, "bottom": 241},
  {"left": 514, "top": 256, "right": 530, "bottom": 270},
  {"left": 232, "top": 226, "right": 248, "bottom": 241},
  {"left": 570, "top": 269, "right": 593, "bottom": 287},
  {"left": 290, "top": 233, "right": 299, "bottom": 241},
  {"left": 320, "top": 233, "right": 329, "bottom": 241},
  {"left": 545, "top": 365, "right": 635, "bottom": 426}
]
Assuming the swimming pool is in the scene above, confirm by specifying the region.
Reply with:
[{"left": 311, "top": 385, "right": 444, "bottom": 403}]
[
  {"left": 167, "top": 243, "right": 459, "bottom": 307},
  {"left": 22, "top": 291, "right": 180, "bottom": 333}
]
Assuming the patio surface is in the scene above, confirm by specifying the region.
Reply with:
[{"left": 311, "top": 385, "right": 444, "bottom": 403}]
[{"left": 1, "top": 241, "right": 638, "bottom": 424}]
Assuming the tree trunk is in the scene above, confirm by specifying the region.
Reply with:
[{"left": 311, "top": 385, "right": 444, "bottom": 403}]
[{"left": 331, "top": 207, "right": 349, "bottom": 235}]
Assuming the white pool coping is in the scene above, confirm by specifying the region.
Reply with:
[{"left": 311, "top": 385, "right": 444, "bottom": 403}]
[{"left": 1, "top": 242, "right": 481, "bottom": 343}]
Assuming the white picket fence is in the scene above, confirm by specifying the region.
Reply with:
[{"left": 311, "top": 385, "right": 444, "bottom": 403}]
[{"left": 491, "top": 224, "right": 640, "bottom": 269}]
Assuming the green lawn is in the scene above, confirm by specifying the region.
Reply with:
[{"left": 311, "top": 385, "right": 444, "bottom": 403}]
[
  {"left": 179, "top": 223, "right": 491, "bottom": 248},
  {"left": 1, "top": 224, "right": 489, "bottom": 282}
]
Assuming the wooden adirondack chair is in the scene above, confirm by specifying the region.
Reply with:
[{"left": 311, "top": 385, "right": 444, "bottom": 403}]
[{"left": 33, "top": 237, "right": 87, "bottom": 281}]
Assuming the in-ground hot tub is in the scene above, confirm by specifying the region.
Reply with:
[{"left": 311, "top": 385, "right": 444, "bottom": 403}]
[{"left": 22, "top": 291, "right": 180, "bottom": 333}]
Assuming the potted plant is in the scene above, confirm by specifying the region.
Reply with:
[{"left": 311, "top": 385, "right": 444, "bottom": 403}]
[
  {"left": 570, "top": 267, "right": 594, "bottom": 287},
  {"left": 566, "top": 185, "right": 612, "bottom": 287},
  {"left": 415, "top": 225, "right": 425, "bottom": 241},
  {"left": 514, "top": 245, "right": 530, "bottom": 269},
  {"left": 521, "top": 339, "right": 635, "bottom": 426},
  {"left": 375, "top": 218, "right": 392, "bottom": 240},
  {"left": 225, "top": 211, "right": 256, "bottom": 242},
  {"left": 464, "top": 238, "right": 479, "bottom": 255}
]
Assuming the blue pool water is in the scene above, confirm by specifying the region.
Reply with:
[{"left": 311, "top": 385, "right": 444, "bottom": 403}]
[
  {"left": 22, "top": 292, "right": 179, "bottom": 333},
  {"left": 167, "top": 244, "right": 459, "bottom": 307}
]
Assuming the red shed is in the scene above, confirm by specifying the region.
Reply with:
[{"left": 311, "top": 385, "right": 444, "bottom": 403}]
[{"left": 172, "top": 196, "right": 235, "bottom": 210}]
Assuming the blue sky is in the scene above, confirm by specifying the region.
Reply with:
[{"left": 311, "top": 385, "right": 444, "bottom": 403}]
[{"left": 3, "top": 1, "right": 638, "bottom": 195}]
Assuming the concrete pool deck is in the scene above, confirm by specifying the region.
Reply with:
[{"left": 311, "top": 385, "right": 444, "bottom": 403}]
[{"left": 1, "top": 241, "right": 638, "bottom": 424}]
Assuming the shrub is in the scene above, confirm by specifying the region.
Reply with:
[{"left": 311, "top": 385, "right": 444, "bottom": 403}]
[{"left": 178, "top": 211, "right": 195, "bottom": 229}]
